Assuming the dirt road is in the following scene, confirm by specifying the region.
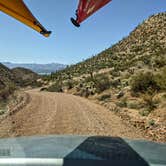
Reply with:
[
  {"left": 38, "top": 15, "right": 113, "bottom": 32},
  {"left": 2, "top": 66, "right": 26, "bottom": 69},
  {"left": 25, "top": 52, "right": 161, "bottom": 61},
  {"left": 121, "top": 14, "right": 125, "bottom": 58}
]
[{"left": 0, "top": 89, "right": 145, "bottom": 139}]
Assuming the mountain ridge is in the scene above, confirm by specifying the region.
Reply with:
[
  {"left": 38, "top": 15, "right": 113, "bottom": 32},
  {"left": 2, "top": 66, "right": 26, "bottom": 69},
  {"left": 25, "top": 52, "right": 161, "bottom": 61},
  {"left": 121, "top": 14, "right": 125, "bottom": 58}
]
[
  {"left": 44, "top": 12, "right": 166, "bottom": 142},
  {"left": 51, "top": 12, "right": 165, "bottom": 78},
  {"left": 0, "top": 64, "right": 40, "bottom": 100},
  {"left": 2, "top": 62, "right": 66, "bottom": 74}
]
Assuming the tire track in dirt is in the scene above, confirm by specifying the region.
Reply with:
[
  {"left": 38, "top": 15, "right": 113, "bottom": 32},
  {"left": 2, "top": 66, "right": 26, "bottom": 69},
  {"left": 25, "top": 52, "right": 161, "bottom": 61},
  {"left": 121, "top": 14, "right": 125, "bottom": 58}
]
[{"left": 0, "top": 89, "right": 145, "bottom": 140}]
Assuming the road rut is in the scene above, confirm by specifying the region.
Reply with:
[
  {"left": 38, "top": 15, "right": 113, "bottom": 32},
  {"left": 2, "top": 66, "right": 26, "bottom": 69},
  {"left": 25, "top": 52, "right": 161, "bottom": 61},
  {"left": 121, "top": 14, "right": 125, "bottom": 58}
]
[{"left": 0, "top": 89, "right": 145, "bottom": 139}]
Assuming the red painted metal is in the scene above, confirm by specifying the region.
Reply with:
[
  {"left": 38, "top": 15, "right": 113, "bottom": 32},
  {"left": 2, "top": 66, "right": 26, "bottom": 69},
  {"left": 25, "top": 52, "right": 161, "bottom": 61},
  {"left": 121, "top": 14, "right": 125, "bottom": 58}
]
[{"left": 76, "top": 0, "right": 111, "bottom": 24}]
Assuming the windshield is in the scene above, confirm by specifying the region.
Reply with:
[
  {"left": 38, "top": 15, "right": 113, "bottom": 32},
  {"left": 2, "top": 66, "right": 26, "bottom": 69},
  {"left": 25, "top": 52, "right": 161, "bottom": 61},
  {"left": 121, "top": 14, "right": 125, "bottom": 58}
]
[{"left": 0, "top": 0, "right": 165, "bottom": 165}]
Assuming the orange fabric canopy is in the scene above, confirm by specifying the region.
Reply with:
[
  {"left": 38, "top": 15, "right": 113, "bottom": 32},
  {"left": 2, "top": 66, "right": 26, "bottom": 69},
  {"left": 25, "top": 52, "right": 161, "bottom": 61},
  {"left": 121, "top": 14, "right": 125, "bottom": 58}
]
[{"left": 0, "top": 0, "right": 51, "bottom": 37}]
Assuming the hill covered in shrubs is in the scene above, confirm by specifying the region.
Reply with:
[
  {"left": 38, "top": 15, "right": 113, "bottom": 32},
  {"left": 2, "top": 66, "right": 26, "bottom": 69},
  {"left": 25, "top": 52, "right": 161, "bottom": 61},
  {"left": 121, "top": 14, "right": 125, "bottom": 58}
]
[
  {"left": 45, "top": 12, "right": 166, "bottom": 96},
  {"left": 0, "top": 63, "right": 16, "bottom": 101},
  {"left": 12, "top": 67, "right": 40, "bottom": 87},
  {"left": 44, "top": 12, "right": 166, "bottom": 142},
  {"left": 48, "top": 13, "right": 165, "bottom": 79},
  {"left": 0, "top": 64, "right": 40, "bottom": 101}
]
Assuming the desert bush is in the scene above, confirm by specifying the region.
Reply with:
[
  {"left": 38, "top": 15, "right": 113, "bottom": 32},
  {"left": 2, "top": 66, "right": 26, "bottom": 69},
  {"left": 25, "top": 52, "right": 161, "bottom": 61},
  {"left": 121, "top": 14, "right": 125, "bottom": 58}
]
[
  {"left": 81, "top": 74, "right": 110, "bottom": 94},
  {"left": 79, "top": 88, "right": 91, "bottom": 98},
  {"left": 0, "top": 100, "right": 8, "bottom": 116},
  {"left": 148, "top": 119, "right": 155, "bottom": 126},
  {"left": 0, "top": 109, "right": 6, "bottom": 115},
  {"left": 139, "top": 109, "right": 150, "bottom": 116},
  {"left": 142, "top": 93, "right": 158, "bottom": 111},
  {"left": 47, "top": 82, "right": 63, "bottom": 92},
  {"left": 131, "top": 72, "right": 159, "bottom": 93},
  {"left": 142, "top": 56, "right": 151, "bottom": 65},
  {"left": 40, "top": 87, "right": 48, "bottom": 91},
  {"left": 110, "top": 106, "right": 121, "bottom": 113},
  {"left": 110, "top": 70, "right": 120, "bottom": 77},
  {"left": 0, "top": 100, "right": 7, "bottom": 108},
  {"left": 162, "top": 93, "right": 166, "bottom": 99},
  {"left": 0, "top": 84, "right": 16, "bottom": 100},
  {"left": 127, "top": 100, "right": 143, "bottom": 109},
  {"left": 84, "top": 75, "right": 94, "bottom": 83},
  {"left": 64, "top": 80, "right": 76, "bottom": 90},
  {"left": 131, "top": 68, "right": 166, "bottom": 94},
  {"left": 93, "top": 74, "right": 110, "bottom": 93},
  {"left": 32, "top": 81, "right": 43, "bottom": 88},
  {"left": 110, "top": 79, "right": 121, "bottom": 88},
  {"left": 98, "top": 93, "right": 111, "bottom": 101},
  {"left": 116, "top": 91, "right": 124, "bottom": 99},
  {"left": 116, "top": 97, "right": 127, "bottom": 108},
  {"left": 153, "top": 55, "right": 166, "bottom": 68},
  {"left": 139, "top": 93, "right": 159, "bottom": 116},
  {"left": 155, "top": 67, "right": 166, "bottom": 91}
]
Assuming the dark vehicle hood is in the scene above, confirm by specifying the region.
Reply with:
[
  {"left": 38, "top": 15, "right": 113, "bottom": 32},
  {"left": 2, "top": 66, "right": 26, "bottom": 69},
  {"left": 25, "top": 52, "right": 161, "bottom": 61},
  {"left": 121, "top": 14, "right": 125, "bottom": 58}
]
[{"left": 0, "top": 135, "right": 165, "bottom": 166}]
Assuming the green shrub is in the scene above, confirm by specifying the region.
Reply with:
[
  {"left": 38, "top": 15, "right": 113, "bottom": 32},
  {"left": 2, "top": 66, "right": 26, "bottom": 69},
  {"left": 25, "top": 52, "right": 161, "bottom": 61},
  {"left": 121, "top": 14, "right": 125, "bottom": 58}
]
[
  {"left": 110, "top": 79, "right": 121, "bottom": 88},
  {"left": 84, "top": 76, "right": 94, "bottom": 83},
  {"left": 77, "top": 74, "right": 110, "bottom": 96},
  {"left": 79, "top": 88, "right": 91, "bottom": 98},
  {"left": 32, "top": 81, "right": 43, "bottom": 88},
  {"left": 139, "top": 109, "right": 150, "bottom": 116},
  {"left": 153, "top": 55, "right": 166, "bottom": 68},
  {"left": 155, "top": 67, "right": 166, "bottom": 91},
  {"left": 0, "top": 84, "right": 16, "bottom": 100},
  {"left": 139, "top": 93, "right": 159, "bottom": 116},
  {"left": 64, "top": 80, "right": 76, "bottom": 90},
  {"left": 142, "top": 93, "right": 158, "bottom": 111},
  {"left": 47, "top": 82, "right": 63, "bottom": 92},
  {"left": 0, "top": 100, "right": 7, "bottom": 109},
  {"left": 110, "top": 70, "right": 120, "bottom": 77},
  {"left": 148, "top": 119, "right": 155, "bottom": 126},
  {"left": 162, "top": 93, "right": 166, "bottom": 99},
  {"left": 110, "top": 106, "right": 121, "bottom": 113},
  {"left": 93, "top": 74, "right": 110, "bottom": 93},
  {"left": 131, "top": 72, "right": 159, "bottom": 93},
  {"left": 131, "top": 68, "right": 166, "bottom": 94},
  {"left": 116, "top": 97, "right": 127, "bottom": 108},
  {"left": 98, "top": 93, "right": 111, "bottom": 101},
  {"left": 0, "top": 109, "right": 5, "bottom": 115},
  {"left": 0, "top": 100, "right": 7, "bottom": 115},
  {"left": 40, "top": 87, "right": 48, "bottom": 91},
  {"left": 127, "top": 101, "right": 143, "bottom": 109}
]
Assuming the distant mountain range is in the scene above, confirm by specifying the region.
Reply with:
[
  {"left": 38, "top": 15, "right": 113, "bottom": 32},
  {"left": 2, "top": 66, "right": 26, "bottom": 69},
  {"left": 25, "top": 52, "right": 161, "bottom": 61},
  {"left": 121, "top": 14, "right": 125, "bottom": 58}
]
[{"left": 2, "top": 62, "right": 66, "bottom": 74}]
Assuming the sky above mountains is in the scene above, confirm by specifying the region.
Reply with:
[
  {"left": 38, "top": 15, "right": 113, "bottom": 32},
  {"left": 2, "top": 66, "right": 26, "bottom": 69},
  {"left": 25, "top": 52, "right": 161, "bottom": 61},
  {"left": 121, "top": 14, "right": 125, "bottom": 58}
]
[{"left": 0, "top": 0, "right": 165, "bottom": 65}]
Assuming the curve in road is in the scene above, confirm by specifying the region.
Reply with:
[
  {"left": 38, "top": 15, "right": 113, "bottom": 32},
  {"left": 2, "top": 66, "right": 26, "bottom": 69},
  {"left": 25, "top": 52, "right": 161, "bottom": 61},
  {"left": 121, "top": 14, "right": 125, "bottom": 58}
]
[{"left": 0, "top": 89, "right": 145, "bottom": 140}]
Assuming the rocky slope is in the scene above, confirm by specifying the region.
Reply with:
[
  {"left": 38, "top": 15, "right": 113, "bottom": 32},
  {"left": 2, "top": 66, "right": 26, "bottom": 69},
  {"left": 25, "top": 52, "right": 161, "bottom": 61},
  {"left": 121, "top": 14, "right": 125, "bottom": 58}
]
[
  {"left": 0, "top": 63, "right": 14, "bottom": 87},
  {"left": 12, "top": 67, "right": 39, "bottom": 87},
  {"left": 50, "top": 13, "right": 166, "bottom": 79},
  {"left": 0, "top": 64, "right": 15, "bottom": 101},
  {"left": 0, "top": 64, "right": 40, "bottom": 100},
  {"left": 45, "top": 12, "right": 166, "bottom": 142}
]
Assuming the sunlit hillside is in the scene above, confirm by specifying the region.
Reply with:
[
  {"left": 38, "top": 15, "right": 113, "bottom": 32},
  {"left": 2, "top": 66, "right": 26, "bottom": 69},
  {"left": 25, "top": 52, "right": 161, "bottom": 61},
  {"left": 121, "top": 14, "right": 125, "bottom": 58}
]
[{"left": 44, "top": 13, "right": 166, "bottom": 142}]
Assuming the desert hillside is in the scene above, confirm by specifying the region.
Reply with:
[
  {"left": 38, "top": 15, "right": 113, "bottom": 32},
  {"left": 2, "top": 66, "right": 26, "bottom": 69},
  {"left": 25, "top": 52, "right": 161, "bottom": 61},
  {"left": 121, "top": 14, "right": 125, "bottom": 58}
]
[
  {"left": 12, "top": 67, "right": 39, "bottom": 87},
  {"left": 0, "top": 63, "right": 15, "bottom": 101},
  {"left": 48, "top": 13, "right": 165, "bottom": 79},
  {"left": 44, "top": 12, "right": 166, "bottom": 142},
  {"left": 0, "top": 64, "right": 40, "bottom": 113}
]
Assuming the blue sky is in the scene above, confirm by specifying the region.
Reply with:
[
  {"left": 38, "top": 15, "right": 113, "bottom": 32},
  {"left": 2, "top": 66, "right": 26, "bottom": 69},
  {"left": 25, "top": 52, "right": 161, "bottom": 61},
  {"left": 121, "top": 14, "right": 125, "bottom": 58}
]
[{"left": 0, "top": 0, "right": 165, "bottom": 65}]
